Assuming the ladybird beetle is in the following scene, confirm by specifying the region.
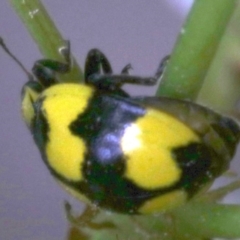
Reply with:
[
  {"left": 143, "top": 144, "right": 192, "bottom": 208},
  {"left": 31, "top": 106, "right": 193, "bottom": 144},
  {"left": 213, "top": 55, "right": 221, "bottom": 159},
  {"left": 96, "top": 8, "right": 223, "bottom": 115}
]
[{"left": 1, "top": 38, "right": 240, "bottom": 214}]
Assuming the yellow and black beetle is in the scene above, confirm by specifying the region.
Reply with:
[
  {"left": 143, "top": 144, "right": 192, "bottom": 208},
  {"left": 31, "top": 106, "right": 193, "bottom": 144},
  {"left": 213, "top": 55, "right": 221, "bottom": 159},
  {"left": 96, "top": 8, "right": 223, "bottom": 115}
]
[{"left": 1, "top": 39, "right": 240, "bottom": 214}]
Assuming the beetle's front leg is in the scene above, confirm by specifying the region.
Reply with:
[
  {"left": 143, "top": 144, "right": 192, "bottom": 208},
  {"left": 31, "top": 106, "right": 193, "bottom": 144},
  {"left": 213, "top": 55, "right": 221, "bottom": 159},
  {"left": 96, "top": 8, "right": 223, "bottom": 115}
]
[
  {"left": 154, "top": 55, "right": 170, "bottom": 80},
  {"left": 85, "top": 49, "right": 170, "bottom": 91},
  {"left": 84, "top": 48, "right": 113, "bottom": 84},
  {"left": 32, "top": 41, "right": 71, "bottom": 87}
]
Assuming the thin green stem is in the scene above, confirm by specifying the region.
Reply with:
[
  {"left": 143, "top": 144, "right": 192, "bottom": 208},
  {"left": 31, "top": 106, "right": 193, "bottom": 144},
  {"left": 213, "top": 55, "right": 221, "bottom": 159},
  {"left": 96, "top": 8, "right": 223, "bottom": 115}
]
[
  {"left": 9, "top": 0, "right": 83, "bottom": 83},
  {"left": 158, "top": 0, "right": 237, "bottom": 102}
]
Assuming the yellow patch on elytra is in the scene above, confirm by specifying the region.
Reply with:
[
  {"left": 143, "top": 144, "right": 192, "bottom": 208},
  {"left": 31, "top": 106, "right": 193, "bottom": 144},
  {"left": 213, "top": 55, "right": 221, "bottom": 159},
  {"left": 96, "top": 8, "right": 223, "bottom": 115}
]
[
  {"left": 42, "top": 84, "right": 94, "bottom": 181},
  {"left": 121, "top": 109, "right": 200, "bottom": 189},
  {"left": 22, "top": 86, "right": 41, "bottom": 128},
  {"left": 139, "top": 190, "right": 187, "bottom": 214}
]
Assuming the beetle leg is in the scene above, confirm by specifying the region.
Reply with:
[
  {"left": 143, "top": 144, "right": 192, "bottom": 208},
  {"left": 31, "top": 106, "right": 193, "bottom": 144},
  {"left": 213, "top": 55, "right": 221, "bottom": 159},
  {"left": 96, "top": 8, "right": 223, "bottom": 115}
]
[
  {"left": 85, "top": 48, "right": 113, "bottom": 83},
  {"left": 107, "top": 55, "right": 170, "bottom": 85},
  {"left": 32, "top": 41, "right": 71, "bottom": 87},
  {"left": 85, "top": 52, "right": 170, "bottom": 90},
  {"left": 121, "top": 63, "right": 132, "bottom": 74},
  {"left": 154, "top": 55, "right": 170, "bottom": 80},
  {"left": 87, "top": 74, "right": 157, "bottom": 87}
]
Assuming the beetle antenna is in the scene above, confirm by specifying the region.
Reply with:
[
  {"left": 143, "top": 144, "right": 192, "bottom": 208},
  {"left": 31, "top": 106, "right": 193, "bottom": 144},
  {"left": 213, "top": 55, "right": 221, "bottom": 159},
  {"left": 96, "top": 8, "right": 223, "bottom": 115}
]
[{"left": 0, "top": 37, "right": 33, "bottom": 80}]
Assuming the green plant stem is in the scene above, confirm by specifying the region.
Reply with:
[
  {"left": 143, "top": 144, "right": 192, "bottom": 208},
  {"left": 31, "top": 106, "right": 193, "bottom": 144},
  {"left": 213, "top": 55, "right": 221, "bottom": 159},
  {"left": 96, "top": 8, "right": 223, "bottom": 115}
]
[
  {"left": 9, "top": 0, "right": 83, "bottom": 83},
  {"left": 157, "top": 0, "right": 237, "bottom": 102}
]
